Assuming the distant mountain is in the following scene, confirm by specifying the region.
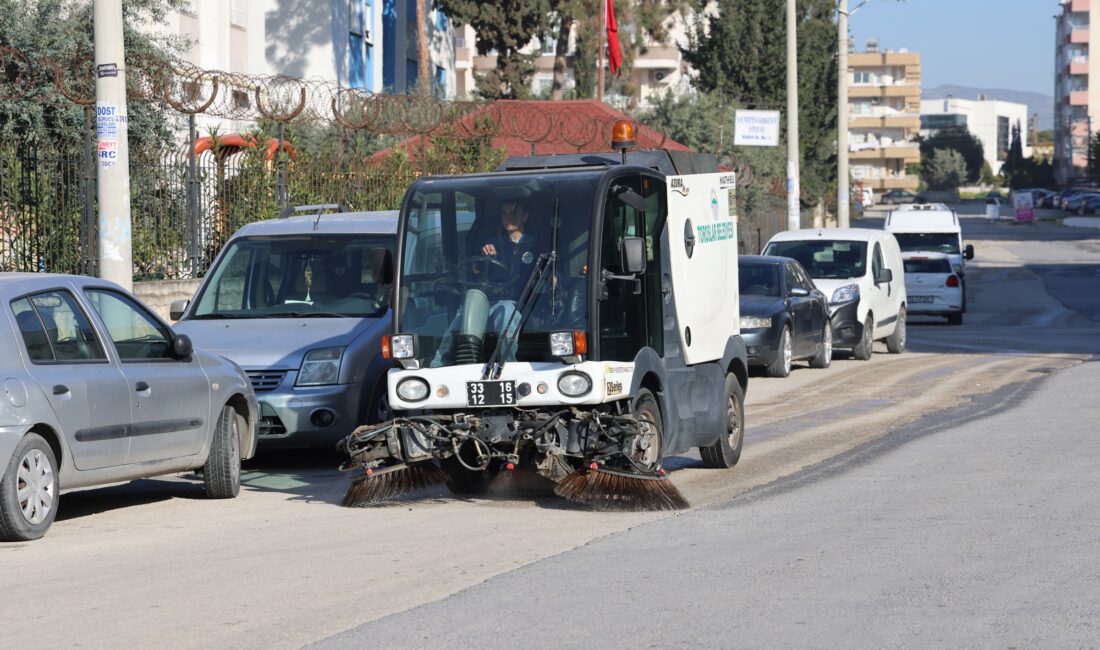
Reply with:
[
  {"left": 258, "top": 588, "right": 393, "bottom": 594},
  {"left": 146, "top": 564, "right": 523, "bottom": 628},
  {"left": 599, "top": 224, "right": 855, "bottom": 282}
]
[{"left": 922, "top": 85, "right": 1054, "bottom": 131}]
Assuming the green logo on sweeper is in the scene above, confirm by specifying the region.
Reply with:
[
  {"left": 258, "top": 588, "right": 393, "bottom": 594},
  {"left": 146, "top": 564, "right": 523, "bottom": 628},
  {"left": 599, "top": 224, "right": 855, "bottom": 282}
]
[{"left": 696, "top": 220, "right": 735, "bottom": 244}]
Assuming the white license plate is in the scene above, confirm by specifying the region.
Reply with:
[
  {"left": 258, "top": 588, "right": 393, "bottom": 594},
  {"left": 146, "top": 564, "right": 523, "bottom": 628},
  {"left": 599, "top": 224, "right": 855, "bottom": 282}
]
[
  {"left": 910, "top": 295, "right": 934, "bottom": 303},
  {"left": 466, "top": 381, "right": 516, "bottom": 407}
]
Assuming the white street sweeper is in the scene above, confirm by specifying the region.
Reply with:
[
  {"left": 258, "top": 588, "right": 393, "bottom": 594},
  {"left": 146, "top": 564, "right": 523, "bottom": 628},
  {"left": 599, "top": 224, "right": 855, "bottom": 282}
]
[{"left": 340, "top": 121, "right": 749, "bottom": 510}]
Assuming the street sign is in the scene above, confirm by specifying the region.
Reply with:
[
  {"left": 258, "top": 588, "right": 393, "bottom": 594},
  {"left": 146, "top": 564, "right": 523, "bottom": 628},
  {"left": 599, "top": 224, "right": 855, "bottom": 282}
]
[
  {"left": 1013, "top": 191, "right": 1034, "bottom": 223},
  {"left": 734, "top": 110, "right": 781, "bottom": 147}
]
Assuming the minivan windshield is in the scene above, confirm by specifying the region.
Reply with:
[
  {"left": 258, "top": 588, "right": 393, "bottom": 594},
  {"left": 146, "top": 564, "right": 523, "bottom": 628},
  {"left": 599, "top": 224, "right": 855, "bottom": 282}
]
[
  {"left": 190, "top": 235, "right": 394, "bottom": 319},
  {"left": 763, "top": 240, "right": 868, "bottom": 280},
  {"left": 892, "top": 232, "right": 960, "bottom": 255}
]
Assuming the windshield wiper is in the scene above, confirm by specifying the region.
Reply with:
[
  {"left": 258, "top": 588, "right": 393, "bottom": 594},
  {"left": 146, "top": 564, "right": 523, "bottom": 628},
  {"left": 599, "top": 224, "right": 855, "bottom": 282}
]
[
  {"left": 263, "top": 311, "right": 346, "bottom": 318},
  {"left": 482, "top": 199, "right": 560, "bottom": 381},
  {"left": 188, "top": 313, "right": 246, "bottom": 320}
]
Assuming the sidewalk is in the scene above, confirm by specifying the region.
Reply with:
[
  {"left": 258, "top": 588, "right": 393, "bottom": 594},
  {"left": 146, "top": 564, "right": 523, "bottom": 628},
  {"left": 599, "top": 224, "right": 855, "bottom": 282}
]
[{"left": 1063, "top": 216, "right": 1100, "bottom": 230}]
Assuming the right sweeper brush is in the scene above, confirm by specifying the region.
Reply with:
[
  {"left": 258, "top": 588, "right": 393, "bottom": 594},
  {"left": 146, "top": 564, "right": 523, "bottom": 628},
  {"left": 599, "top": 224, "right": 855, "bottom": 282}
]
[
  {"left": 341, "top": 461, "right": 449, "bottom": 507},
  {"left": 554, "top": 466, "right": 689, "bottom": 512}
]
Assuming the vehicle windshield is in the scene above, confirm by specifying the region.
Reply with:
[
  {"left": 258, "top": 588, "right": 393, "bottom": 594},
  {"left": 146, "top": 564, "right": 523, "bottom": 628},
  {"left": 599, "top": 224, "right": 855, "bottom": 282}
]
[
  {"left": 893, "top": 233, "right": 960, "bottom": 255},
  {"left": 397, "top": 171, "right": 597, "bottom": 367},
  {"left": 738, "top": 264, "right": 780, "bottom": 297},
  {"left": 903, "top": 257, "right": 951, "bottom": 274},
  {"left": 190, "top": 235, "right": 394, "bottom": 318},
  {"left": 763, "top": 240, "right": 868, "bottom": 280}
]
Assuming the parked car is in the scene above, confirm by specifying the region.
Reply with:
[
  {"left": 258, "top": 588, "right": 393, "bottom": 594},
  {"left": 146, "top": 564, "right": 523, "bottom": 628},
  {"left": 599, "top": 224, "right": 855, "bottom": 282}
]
[
  {"left": 902, "top": 253, "right": 964, "bottom": 325},
  {"left": 856, "top": 187, "right": 875, "bottom": 208},
  {"left": 884, "top": 203, "right": 974, "bottom": 311},
  {"left": 172, "top": 206, "right": 398, "bottom": 450},
  {"left": 0, "top": 273, "right": 257, "bottom": 541},
  {"left": 1081, "top": 194, "right": 1100, "bottom": 215},
  {"left": 880, "top": 189, "right": 926, "bottom": 205},
  {"left": 738, "top": 256, "right": 832, "bottom": 377},
  {"left": 1054, "top": 189, "right": 1084, "bottom": 209},
  {"left": 763, "top": 228, "right": 908, "bottom": 360},
  {"left": 1063, "top": 192, "right": 1098, "bottom": 214}
]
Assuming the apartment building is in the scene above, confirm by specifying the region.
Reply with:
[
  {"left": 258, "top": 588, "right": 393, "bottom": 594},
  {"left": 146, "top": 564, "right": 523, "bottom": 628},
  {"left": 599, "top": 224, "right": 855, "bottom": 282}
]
[
  {"left": 1054, "top": 0, "right": 1100, "bottom": 186},
  {"left": 920, "top": 96, "right": 1030, "bottom": 175},
  {"left": 847, "top": 42, "right": 922, "bottom": 193}
]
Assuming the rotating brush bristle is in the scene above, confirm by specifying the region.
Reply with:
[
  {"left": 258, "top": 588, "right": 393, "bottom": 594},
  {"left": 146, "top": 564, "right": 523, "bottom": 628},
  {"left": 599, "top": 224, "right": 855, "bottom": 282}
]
[
  {"left": 342, "top": 461, "right": 449, "bottom": 507},
  {"left": 553, "top": 467, "right": 689, "bottom": 512}
]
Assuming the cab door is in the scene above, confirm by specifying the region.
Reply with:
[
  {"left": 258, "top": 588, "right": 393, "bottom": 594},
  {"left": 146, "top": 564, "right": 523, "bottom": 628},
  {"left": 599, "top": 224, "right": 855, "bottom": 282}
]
[
  {"left": 785, "top": 263, "right": 814, "bottom": 356},
  {"left": 83, "top": 288, "right": 212, "bottom": 464},
  {"left": 11, "top": 289, "right": 132, "bottom": 470},
  {"left": 869, "top": 241, "right": 895, "bottom": 337}
]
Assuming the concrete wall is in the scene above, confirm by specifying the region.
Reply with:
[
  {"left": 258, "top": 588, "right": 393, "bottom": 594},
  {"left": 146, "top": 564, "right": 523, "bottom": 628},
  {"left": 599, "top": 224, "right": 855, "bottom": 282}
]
[{"left": 133, "top": 279, "right": 202, "bottom": 322}]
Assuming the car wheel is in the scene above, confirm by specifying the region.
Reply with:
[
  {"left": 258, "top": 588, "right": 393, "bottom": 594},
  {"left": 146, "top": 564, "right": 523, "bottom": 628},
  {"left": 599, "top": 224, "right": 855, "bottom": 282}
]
[
  {"left": 0, "top": 433, "right": 58, "bottom": 542},
  {"left": 699, "top": 373, "right": 745, "bottom": 469},
  {"left": 765, "top": 326, "right": 792, "bottom": 378},
  {"left": 947, "top": 313, "right": 963, "bottom": 326},
  {"left": 810, "top": 322, "right": 833, "bottom": 369},
  {"left": 852, "top": 316, "right": 874, "bottom": 361},
  {"left": 204, "top": 405, "right": 242, "bottom": 499},
  {"left": 367, "top": 379, "right": 392, "bottom": 425},
  {"left": 630, "top": 389, "right": 664, "bottom": 470},
  {"left": 886, "top": 308, "right": 907, "bottom": 354}
]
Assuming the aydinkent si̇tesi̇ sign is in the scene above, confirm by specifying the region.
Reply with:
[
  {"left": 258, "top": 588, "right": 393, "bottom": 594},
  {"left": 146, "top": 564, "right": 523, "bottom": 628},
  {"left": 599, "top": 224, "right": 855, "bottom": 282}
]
[{"left": 733, "top": 110, "right": 780, "bottom": 147}]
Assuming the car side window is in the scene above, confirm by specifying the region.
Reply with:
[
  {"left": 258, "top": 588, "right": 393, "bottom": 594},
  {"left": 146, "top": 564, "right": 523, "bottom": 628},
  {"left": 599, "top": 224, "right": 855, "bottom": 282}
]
[
  {"left": 11, "top": 291, "right": 107, "bottom": 363},
  {"left": 793, "top": 264, "right": 815, "bottom": 291},
  {"left": 785, "top": 265, "right": 800, "bottom": 294},
  {"left": 84, "top": 289, "right": 174, "bottom": 361},
  {"left": 872, "top": 243, "right": 884, "bottom": 278}
]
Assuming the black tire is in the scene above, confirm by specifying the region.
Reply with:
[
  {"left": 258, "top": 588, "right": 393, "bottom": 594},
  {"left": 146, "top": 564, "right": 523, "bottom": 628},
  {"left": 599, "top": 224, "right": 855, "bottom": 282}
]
[
  {"left": 886, "top": 308, "right": 907, "bottom": 354},
  {"left": 947, "top": 313, "right": 963, "bottom": 325},
  {"left": 765, "top": 326, "right": 792, "bottom": 378},
  {"left": 699, "top": 373, "right": 745, "bottom": 469},
  {"left": 851, "top": 315, "right": 874, "bottom": 361},
  {"left": 204, "top": 406, "right": 242, "bottom": 499},
  {"left": 631, "top": 389, "right": 664, "bottom": 469},
  {"left": 0, "top": 433, "right": 59, "bottom": 542},
  {"left": 809, "top": 321, "right": 833, "bottom": 369},
  {"left": 366, "top": 379, "right": 392, "bottom": 425}
]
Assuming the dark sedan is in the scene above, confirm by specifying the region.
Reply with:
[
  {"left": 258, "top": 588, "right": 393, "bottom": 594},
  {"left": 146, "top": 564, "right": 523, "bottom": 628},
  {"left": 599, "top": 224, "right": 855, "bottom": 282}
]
[{"left": 738, "top": 256, "right": 832, "bottom": 378}]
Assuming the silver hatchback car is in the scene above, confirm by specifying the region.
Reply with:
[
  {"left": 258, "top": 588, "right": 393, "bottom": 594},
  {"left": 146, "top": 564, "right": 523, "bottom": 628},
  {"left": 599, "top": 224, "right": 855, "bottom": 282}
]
[
  {"left": 0, "top": 274, "right": 257, "bottom": 542},
  {"left": 172, "top": 207, "right": 397, "bottom": 449}
]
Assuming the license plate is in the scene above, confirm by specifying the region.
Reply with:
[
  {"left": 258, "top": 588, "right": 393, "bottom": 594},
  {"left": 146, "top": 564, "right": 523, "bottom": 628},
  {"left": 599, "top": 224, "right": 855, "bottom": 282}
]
[
  {"left": 910, "top": 295, "right": 934, "bottom": 303},
  {"left": 466, "top": 381, "right": 516, "bottom": 407}
]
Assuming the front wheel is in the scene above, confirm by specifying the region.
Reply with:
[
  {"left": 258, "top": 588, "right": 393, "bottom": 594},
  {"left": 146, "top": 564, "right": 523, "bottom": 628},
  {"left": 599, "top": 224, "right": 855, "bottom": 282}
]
[
  {"left": 765, "top": 326, "right": 792, "bottom": 378},
  {"left": 0, "top": 433, "right": 59, "bottom": 542},
  {"left": 851, "top": 316, "right": 874, "bottom": 361},
  {"left": 629, "top": 389, "right": 664, "bottom": 470},
  {"left": 699, "top": 374, "right": 745, "bottom": 469},
  {"left": 809, "top": 322, "right": 833, "bottom": 369},
  {"left": 947, "top": 313, "right": 963, "bottom": 326},
  {"left": 204, "top": 406, "right": 242, "bottom": 499},
  {"left": 886, "top": 308, "right": 907, "bottom": 354}
]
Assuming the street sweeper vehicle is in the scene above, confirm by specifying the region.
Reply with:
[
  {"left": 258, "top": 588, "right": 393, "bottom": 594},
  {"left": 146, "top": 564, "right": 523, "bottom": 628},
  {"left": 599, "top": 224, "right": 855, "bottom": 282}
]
[{"left": 340, "top": 122, "right": 749, "bottom": 510}]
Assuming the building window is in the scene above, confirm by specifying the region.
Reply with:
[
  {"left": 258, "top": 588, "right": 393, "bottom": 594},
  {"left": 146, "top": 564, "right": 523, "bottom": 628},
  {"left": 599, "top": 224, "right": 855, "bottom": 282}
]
[
  {"left": 435, "top": 65, "right": 446, "bottom": 96},
  {"left": 350, "top": 33, "right": 367, "bottom": 89},
  {"left": 230, "top": 0, "right": 247, "bottom": 28},
  {"left": 853, "top": 71, "right": 873, "bottom": 85},
  {"left": 997, "top": 116, "right": 1010, "bottom": 161}
]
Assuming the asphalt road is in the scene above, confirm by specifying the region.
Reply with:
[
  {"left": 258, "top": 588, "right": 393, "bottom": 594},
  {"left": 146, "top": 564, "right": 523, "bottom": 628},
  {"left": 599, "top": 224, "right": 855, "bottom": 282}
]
[{"left": 2, "top": 212, "right": 1098, "bottom": 648}]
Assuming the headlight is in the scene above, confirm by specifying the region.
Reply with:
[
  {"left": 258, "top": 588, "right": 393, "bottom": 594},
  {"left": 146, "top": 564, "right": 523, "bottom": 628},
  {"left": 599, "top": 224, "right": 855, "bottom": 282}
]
[
  {"left": 550, "top": 331, "right": 574, "bottom": 357},
  {"left": 296, "top": 347, "right": 344, "bottom": 386},
  {"left": 385, "top": 334, "right": 415, "bottom": 360},
  {"left": 739, "top": 316, "right": 772, "bottom": 329},
  {"left": 557, "top": 371, "right": 592, "bottom": 397},
  {"left": 396, "top": 377, "right": 429, "bottom": 402},
  {"left": 830, "top": 284, "right": 860, "bottom": 304}
]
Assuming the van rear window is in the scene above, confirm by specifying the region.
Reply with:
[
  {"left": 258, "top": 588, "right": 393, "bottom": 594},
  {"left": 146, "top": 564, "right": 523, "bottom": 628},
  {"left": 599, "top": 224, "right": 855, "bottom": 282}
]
[
  {"left": 903, "top": 258, "right": 952, "bottom": 274},
  {"left": 893, "top": 233, "right": 959, "bottom": 254}
]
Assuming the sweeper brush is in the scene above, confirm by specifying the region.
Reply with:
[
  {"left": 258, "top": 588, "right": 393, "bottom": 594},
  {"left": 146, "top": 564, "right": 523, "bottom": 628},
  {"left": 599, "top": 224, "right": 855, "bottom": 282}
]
[
  {"left": 342, "top": 461, "right": 449, "bottom": 507},
  {"left": 553, "top": 467, "right": 690, "bottom": 512}
]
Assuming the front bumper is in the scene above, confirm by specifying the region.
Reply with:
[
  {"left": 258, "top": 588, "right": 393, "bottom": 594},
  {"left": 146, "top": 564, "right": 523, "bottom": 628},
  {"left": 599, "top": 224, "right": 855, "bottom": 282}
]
[
  {"left": 741, "top": 327, "right": 780, "bottom": 367},
  {"left": 829, "top": 300, "right": 863, "bottom": 347},
  {"left": 253, "top": 380, "right": 366, "bottom": 449}
]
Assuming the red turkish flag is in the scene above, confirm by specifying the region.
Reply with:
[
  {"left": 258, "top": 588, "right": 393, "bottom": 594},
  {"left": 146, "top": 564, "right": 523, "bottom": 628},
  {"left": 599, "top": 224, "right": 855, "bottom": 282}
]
[{"left": 607, "top": 0, "right": 622, "bottom": 75}]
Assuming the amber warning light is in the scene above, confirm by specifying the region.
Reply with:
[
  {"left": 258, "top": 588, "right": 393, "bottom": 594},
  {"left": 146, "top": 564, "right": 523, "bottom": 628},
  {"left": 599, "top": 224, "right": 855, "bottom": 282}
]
[{"left": 611, "top": 119, "right": 636, "bottom": 151}]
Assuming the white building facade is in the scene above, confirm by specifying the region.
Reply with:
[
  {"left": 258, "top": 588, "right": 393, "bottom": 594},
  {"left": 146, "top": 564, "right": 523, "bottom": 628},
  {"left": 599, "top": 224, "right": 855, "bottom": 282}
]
[{"left": 920, "top": 97, "right": 1030, "bottom": 175}]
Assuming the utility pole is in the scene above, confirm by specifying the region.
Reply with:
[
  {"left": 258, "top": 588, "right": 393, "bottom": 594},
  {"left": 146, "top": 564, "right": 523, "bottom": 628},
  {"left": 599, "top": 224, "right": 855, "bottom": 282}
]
[
  {"left": 597, "top": 0, "right": 605, "bottom": 102},
  {"left": 93, "top": 0, "right": 133, "bottom": 290},
  {"left": 786, "top": 0, "right": 801, "bottom": 231},
  {"left": 837, "top": 0, "right": 850, "bottom": 227}
]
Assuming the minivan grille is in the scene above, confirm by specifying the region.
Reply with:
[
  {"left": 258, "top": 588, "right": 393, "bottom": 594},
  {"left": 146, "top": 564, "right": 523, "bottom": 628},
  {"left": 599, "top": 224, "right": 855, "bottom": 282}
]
[{"left": 246, "top": 369, "right": 288, "bottom": 392}]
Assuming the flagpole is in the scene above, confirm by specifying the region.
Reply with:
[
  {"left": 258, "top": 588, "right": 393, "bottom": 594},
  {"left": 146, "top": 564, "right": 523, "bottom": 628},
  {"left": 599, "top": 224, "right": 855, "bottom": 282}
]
[{"left": 598, "top": 0, "right": 605, "bottom": 102}]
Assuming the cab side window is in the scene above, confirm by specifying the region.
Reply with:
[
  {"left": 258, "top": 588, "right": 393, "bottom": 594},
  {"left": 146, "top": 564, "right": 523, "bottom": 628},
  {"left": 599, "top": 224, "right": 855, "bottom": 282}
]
[
  {"left": 872, "top": 243, "right": 885, "bottom": 279},
  {"left": 85, "top": 289, "right": 175, "bottom": 361},
  {"left": 598, "top": 175, "right": 647, "bottom": 361},
  {"left": 11, "top": 291, "right": 107, "bottom": 363}
]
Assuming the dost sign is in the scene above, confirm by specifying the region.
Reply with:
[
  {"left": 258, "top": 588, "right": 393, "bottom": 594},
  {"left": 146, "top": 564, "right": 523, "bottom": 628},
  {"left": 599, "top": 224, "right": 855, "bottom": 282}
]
[{"left": 734, "top": 110, "right": 780, "bottom": 147}]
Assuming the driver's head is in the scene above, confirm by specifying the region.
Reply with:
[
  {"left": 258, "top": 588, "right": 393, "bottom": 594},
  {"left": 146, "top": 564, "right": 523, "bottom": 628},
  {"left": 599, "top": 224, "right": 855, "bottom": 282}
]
[{"left": 500, "top": 201, "right": 529, "bottom": 235}]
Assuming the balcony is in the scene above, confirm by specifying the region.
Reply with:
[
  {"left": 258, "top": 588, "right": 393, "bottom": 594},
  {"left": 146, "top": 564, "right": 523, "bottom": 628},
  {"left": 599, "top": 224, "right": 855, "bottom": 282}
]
[
  {"left": 849, "top": 114, "right": 920, "bottom": 129},
  {"left": 1070, "top": 28, "right": 1090, "bottom": 44},
  {"left": 849, "top": 145, "right": 921, "bottom": 163},
  {"left": 1069, "top": 60, "right": 1089, "bottom": 75},
  {"left": 849, "top": 83, "right": 920, "bottom": 99},
  {"left": 1072, "top": 0, "right": 1090, "bottom": 12},
  {"left": 632, "top": 46, "right": 680, "bottom": 70},
  {"left": 1070, "top": 90, "right": 1089, "bottom": 105}
]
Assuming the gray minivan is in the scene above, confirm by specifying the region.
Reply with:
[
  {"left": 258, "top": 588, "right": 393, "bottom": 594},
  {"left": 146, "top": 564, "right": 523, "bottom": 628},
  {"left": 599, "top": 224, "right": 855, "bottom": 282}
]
[{"left": 172, "top": 207, "right": 397, "bottom": 449}]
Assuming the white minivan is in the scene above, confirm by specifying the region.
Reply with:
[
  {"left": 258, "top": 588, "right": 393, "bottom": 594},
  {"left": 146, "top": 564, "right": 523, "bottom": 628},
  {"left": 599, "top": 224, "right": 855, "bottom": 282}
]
[
  {"left": 884, "top": 203, "right": 974, "bottom": 280},
  {"left": 763, "top": 228, "right": 907, "bottom": 360}
]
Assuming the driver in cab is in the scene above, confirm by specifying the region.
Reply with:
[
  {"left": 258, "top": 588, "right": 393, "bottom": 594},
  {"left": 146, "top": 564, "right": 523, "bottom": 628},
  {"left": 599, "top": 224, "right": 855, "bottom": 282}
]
[{"left": 479, "top": 200, "right": 540, "bottom": 299}]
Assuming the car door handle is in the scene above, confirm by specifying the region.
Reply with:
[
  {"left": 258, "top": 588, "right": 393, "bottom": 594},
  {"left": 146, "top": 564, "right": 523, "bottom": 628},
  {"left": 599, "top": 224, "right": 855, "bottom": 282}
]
[
  {"left": 135, "top": 381, "right": 150, "bottom": 392},
  {"left": 52, "top": 384, "right": 69, "bottom": 396}
]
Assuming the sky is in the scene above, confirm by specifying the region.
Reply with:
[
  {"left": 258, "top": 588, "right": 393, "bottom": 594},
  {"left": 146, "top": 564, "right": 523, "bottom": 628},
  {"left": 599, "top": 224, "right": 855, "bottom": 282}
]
[{"left": 848, "top": 0, "right": 1056, "bottom": 95}]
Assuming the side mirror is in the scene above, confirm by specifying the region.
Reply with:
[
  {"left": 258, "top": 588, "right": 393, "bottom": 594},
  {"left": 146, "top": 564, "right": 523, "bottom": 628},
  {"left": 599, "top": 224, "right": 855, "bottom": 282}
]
[
  {"left": 789, "top": 286, "right": 810, "bottom": 298},
  {"left": 613, "top": 184, "right": 648, "bottom": 212},
  {"left": 875, "top": 268, "right": 893, "bottom": 285},
  {"left": 621, "top": 237, "right": 646, "bottom": 275},
  {"left": 172, "top": 333, "right": 193, "bottom": 359},
  {"left": 169, "top": 299, "right": 189, "bottom": 321},
  {"left": 964, "top": 244, "right": 974, "bottom": 260}
]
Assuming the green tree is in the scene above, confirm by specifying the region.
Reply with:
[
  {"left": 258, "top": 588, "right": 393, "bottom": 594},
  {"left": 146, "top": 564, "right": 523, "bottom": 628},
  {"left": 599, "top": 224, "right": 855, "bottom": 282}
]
[
  {"left": 434, "top": 0, "right": 550, "bottom": 99},
  {"left": 682, "top": 0, "right": 838, "bottom": 206},
  {"left": 918, "top": 128, "right": 985, "bottom": 184},
  {"left": 923, "top": 147, "right": 968, "bottom": 191}
]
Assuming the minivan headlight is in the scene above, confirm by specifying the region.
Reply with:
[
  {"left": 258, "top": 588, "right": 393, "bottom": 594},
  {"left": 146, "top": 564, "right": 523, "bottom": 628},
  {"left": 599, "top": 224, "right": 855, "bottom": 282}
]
[
  {"left": 296, "top": 347, "right": 344, "bottom": 386},
  {"left": 830, "top": 284, "right": 860, "bottom": 304},
  {"left": 396, "top": 377, "right": 429, "bottom": 402},
  {"left": 557, "top": 372, "right": 592, "bottom": 397}
]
